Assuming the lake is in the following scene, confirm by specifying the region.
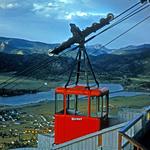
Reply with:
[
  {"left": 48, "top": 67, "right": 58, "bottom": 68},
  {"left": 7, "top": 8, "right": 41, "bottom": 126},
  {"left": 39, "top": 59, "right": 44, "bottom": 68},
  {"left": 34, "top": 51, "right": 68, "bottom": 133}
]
[{"left": 0, "top": 84, "right": 149, "bottom": 106}]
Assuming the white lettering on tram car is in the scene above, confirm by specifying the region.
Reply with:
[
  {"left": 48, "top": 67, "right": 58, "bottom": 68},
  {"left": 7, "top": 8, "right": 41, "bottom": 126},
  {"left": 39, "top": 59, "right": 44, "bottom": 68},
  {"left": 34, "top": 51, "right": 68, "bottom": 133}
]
[{"left": 71, "top": 117, "right": 83, "bottom": 121}]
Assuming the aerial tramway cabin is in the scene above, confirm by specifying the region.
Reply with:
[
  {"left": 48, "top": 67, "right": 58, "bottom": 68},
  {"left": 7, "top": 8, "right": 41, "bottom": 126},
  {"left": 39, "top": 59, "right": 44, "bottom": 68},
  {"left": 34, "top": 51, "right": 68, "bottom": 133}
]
[{"left": 54, "top": 85, "right": 109, "bottom": 144}]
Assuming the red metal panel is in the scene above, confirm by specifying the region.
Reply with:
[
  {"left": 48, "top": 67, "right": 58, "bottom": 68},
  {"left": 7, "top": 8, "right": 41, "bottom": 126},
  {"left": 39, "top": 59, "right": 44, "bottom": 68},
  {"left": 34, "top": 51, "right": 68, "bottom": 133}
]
[
  {"left": 54, "top": 114, "right": 101, "bottom": 144},
  {"left": 55, "top": 86, "right": 109, "bottom": 96}
]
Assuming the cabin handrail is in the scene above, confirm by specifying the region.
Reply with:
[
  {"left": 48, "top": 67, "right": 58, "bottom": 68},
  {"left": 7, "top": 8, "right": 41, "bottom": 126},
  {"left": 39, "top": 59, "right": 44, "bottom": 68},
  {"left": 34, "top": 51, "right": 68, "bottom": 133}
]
[
  {"left": 119, "top": 132, "right": 148, "bottom": 150},
  {"left": 118, "top": 106, "right": 150, "bottom": 150},
  {"left": 120, "top": 114, "right": 143, "bottom": 133},
  {"left": 145, "top": 106, "right": 150, "bottom": 112}
]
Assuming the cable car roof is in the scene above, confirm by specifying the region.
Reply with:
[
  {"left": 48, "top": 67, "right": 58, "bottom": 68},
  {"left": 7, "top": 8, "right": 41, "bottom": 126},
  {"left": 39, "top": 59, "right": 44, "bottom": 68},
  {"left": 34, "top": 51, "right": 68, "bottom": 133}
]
[{"left": 55, "top": 85, "right": 109, "bottom": 96}]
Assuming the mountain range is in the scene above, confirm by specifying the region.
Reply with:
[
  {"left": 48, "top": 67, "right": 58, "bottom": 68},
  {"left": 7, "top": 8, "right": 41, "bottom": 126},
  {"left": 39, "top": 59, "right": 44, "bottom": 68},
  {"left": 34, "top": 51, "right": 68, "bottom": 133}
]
[
  {"left": 0, "top": 36, "right": 149, "bottom": 82},
  {"left": 0, "top": 37, "right": 59, "bottom": 55},
  {"left": 0, "top": 37, "right": 150, "bottom": 56}
]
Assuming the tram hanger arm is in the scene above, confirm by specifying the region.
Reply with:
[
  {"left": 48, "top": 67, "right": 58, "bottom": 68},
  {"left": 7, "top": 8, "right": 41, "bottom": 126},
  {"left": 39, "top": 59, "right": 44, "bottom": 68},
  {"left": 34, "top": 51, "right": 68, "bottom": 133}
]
[{"left": 49, "top": 13, "right": 114, "bottom": 55}]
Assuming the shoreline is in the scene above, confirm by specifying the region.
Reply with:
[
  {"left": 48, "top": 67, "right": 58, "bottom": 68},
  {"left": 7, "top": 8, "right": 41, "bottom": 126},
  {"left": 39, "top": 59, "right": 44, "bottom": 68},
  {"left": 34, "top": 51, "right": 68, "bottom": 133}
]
[
  {"left": 0, "top": 91, "right": 149, "bottom": 107},
  {"left": 0, "top": 83, "right": 149, "bottom": 106}
]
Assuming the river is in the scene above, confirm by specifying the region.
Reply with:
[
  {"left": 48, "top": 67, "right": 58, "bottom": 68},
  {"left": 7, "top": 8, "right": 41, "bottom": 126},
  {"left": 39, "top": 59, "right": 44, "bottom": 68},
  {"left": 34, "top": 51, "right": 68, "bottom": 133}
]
[{"left": 0, "top": 84, "right": 149, "bottom": 105}]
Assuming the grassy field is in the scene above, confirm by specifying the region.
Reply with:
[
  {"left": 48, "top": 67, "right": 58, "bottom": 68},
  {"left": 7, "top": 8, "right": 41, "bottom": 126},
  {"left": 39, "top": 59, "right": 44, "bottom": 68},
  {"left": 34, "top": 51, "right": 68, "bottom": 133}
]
[
  {"left": 0, "top": 75, "right": 64, "bottom": 91},
  {"left": 0, "top": 73, "right": 149, "bottom": 93},
  {"left": 16, "top": 95, "right": 150, "bottom": 116},
  {"left": 1, "top": 95, "right": 150, "bottom": 115},
  {"left": 124, "top": 75, "right": 150, "bottom": 91}
]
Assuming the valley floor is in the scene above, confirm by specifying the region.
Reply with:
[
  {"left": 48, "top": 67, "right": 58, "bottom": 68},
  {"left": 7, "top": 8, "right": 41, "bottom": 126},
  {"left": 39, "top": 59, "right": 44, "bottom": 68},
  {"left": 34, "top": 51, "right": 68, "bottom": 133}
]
[{"left": 0, "top": 95, "right": 150, "bottom": 149}]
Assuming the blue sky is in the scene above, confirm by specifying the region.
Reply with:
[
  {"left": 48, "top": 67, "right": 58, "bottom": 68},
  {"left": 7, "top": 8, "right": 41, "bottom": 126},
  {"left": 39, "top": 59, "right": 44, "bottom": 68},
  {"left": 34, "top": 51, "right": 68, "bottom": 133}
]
[{"left": 0, "top": 0, "right": 149, "bottom": 48}]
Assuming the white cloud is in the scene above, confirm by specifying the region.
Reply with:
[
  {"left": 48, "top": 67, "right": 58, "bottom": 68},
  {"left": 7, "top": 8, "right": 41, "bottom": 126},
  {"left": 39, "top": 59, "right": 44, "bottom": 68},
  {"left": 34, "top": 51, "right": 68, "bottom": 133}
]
[
  {"left": 65, "top": 11, "right": 88, "bottom": 20},
  {"left": 31, "top": 1, "right": 109, "bottom": 20},
  {"left": 64, "top": 11, "right": 108, "bottom": 20},
  {"left": 58, "top": 0, "right": 74, "bottom": 4},
  {"left": 48, "top": 3, "right": 53, "bottom": 7},
  {"left": 31, "top": 1, "right": 85, "bottom": 19},
  {"left": 88, "top": 12, "right": 108, "bottom": 17},
  {"left": 0, "top": 2, "right": 19, "bottom": 9},
  {"left": 32, "top": 2, "right": 60, "bottom": 17},
  {"left": 32, "top": 3, "right": 45, "bottom": 11}
]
